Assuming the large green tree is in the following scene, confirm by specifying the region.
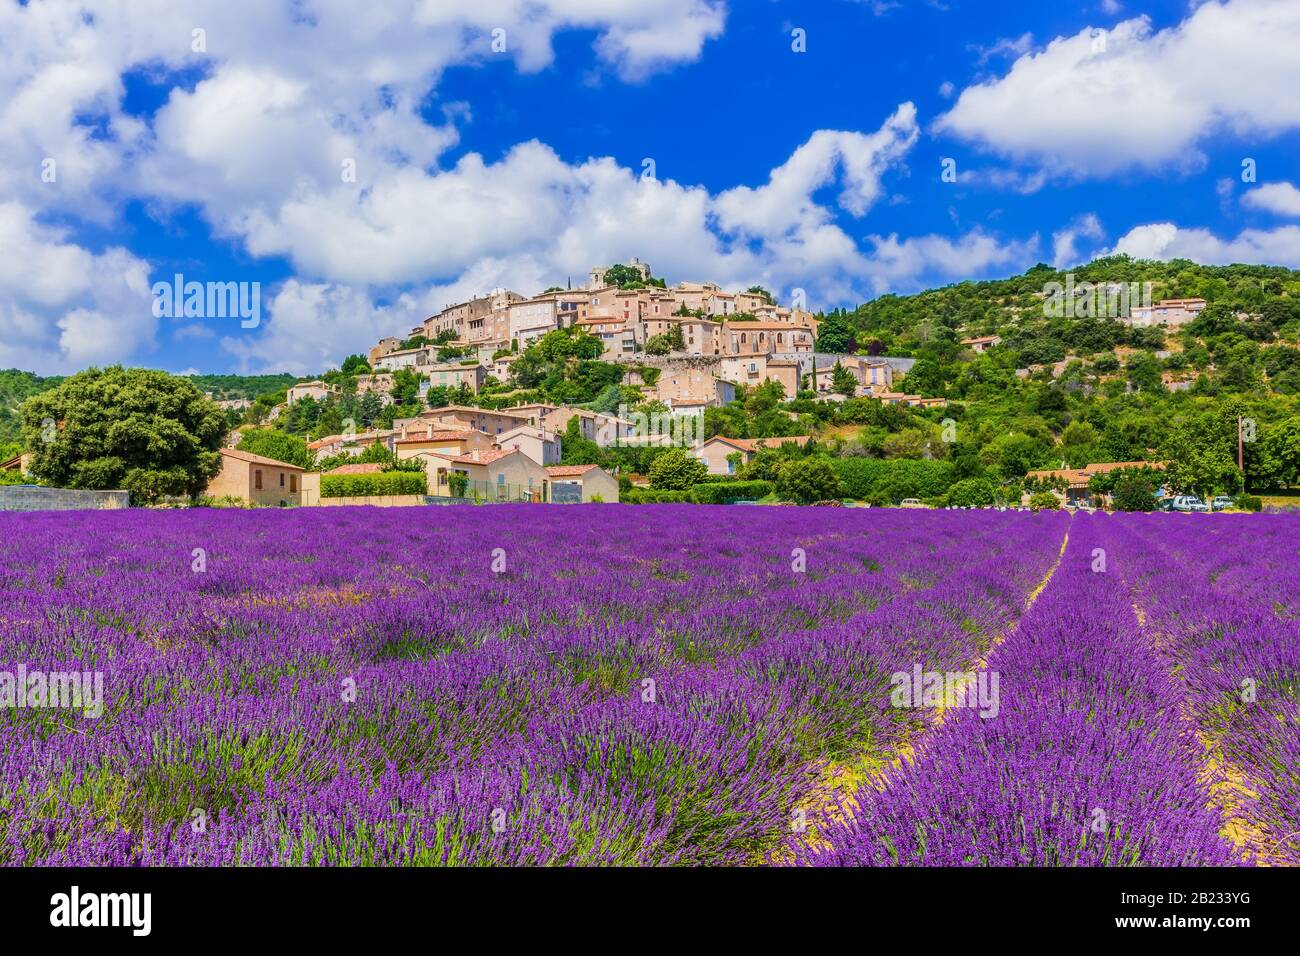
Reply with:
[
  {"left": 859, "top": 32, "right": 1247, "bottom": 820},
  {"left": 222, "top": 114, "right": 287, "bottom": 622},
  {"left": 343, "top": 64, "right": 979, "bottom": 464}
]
[
  {"left": 1161, "top": 417, "right": 1242, "bottom": 501},
  {"left": 236, "top": 428, "right": 314, "bottom": 470},
  {"left": 22, "top": 366, "right": 226, "bottom": 503}
]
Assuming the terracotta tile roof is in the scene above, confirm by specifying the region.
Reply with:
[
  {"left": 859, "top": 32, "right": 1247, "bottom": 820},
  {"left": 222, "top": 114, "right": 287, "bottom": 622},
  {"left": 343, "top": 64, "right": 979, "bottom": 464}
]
[
  {"left": 426, "top": 449, "right": 517, "bottom": 466},
  {"left": 326, "top": 462, "right": 386, "bottom": 475},
  {"left": 221, "top": 448, "right": 306, "bottom": 471},
  {"left": 397, "top": 430, "right": 481, "bottom": 445},
  {"left": 546, "top": 464, "right": 600, "bottom": 477},
  {"left": 310, "top": 430, "right": 395, "bottom": 450},
  {"left": 705, "top": 435, "right": 810, "bottom": 452},
  {"left": 1026, "top": 461, "right": 1168, "bottom": 485},
  {"left": 424, "top": 405, "right": 530, "bottom": 418}
]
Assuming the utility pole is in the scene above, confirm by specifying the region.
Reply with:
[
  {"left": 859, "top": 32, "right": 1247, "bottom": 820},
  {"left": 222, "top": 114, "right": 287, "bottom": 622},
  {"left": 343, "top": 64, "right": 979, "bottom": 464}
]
[{"left": 1238, "top": 414, "right": 1245, "bottom": 470}]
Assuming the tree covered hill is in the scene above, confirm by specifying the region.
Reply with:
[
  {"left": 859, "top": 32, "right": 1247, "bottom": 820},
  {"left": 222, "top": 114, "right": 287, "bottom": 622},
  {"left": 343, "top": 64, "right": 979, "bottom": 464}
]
[
  {"left": 804, "top": 255, "right": 1300, "bottom": 498},
  {"left": 818, "top": 255, "right": 1300, "bottom": 383}
]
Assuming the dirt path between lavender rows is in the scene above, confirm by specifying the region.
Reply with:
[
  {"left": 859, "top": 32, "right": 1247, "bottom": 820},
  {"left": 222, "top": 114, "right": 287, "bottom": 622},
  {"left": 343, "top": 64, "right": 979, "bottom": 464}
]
[
  {"left": 791, "top": 521, "right": 1073, "bottom": 854},
  {"left": 1126, "top": 582, "right": 1273, "bottom": 866}
]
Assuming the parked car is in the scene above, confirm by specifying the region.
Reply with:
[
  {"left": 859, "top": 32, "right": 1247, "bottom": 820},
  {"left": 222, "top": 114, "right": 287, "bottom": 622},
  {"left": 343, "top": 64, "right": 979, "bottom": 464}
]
[
  {"left": 1171, "top": 496, "right": 1210, "bottom": 513},
  {"left": 1211, "top": 495, "right": 1234, "bottom": 511},
  {"left": 899, "top": 498, "right": 925, "bottom": 509}
]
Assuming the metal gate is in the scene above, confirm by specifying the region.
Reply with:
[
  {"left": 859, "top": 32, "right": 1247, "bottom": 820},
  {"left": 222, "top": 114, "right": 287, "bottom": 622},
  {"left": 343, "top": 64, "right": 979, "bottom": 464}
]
[{"left": 551, "top": 481, "right": 583, "bottom": 504}]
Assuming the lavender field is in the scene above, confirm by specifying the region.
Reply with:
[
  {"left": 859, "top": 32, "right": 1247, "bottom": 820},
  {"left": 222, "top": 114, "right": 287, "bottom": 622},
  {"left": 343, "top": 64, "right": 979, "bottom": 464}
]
[{"left": 0, "top": 506, "right": 1295, "bottom": 866}]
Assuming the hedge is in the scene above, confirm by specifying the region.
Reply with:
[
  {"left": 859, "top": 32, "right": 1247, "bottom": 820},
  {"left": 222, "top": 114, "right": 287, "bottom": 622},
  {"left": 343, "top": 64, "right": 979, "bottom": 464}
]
[
  {"left": 621, "top": 482, "right": 774, "bottom": 504},
  {"left": 832, "top": 458, "right": 954, "bottom": 503},
  {"left": 622, "top": 489, "right": 692, "bottom": 504},
  {"left": 321, "top": 471, "right": 428, "bottom": 498},
  {"left": 688, "top": 480, "right": 774, "bottom": 504}
]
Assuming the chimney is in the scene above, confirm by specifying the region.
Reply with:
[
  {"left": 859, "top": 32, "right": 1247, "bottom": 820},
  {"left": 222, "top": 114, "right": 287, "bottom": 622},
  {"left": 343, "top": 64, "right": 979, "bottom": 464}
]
[{"left": 471, "top": 450, "right": 481, "bottom": 462}]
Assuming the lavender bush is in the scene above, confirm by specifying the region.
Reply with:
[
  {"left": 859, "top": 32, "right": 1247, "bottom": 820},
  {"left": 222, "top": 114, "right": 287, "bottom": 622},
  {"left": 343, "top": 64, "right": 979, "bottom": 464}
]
[{"left": 1, "top": 506, "right": 1292, "bottom": 867}]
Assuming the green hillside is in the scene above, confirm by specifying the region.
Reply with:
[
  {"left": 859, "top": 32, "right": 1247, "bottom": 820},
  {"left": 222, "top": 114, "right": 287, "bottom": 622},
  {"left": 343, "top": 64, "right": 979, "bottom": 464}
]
[{"left": 0, "top": 369, "right": 62, "bottom": 458}]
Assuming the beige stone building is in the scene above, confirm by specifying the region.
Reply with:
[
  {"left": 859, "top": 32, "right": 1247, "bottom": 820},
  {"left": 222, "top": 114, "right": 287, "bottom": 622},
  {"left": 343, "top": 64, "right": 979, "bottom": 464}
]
[
  {"left": 545, "top": 464, "right": 620, "bottom": 502},
  {"left": 424, "top": 447, "right": 552, "bottom": 502},
  {"left": 374, "top": 346, "right": 430, "bottom": 371},
  {"left": 734, "top": 291, "right": 770, "bottom": 313},
  {"left": 678, "top": 317, "right": 724, "bottom": 356},
  {"left": 495, "top": 424, "right": 562, "bottom": 465},
  {"left": 286, "top": 380, "right": 338, "bottom": 404},
  {"left": 960, "top": 335, "right": 1002, "bottom": 353},
  {"left": 1127, "top": 297, "right": 1206, "bottom": 328},
  {"left": 726, "top": 322, "right": 814, "bottom": 355},
  {"left": 645, "top": 367, "right": 736, "bottom": 413},
  {"left": 206, "top": 448, "right": 307, "bottom": 506},
  {"left": 694, "top": 435, "right": 811, "bottom": 476},
  {"left": 417, "top": 363, "right": 488, "bottom": 394},
  {"left": 399, "top": 405, "right": 533, "bottom": 437},
  {"left": 670, "top": 281, "right": 722, "bottom": 312},
  {"left": 395, "top": 428, "right": 495, "bottom": 462},
  {"left": 369, "top": 337, "right": 404, "bottom": 366}
]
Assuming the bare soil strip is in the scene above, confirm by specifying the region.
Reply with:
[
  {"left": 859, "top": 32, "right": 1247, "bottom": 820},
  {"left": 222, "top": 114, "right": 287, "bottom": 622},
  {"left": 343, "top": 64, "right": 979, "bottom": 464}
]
[
  {"left": 1129, "top": 591, "right": 1273, "bottom": 866},
  {"left": 793, "top": 523, "right": 1073, "bottom": 854}
]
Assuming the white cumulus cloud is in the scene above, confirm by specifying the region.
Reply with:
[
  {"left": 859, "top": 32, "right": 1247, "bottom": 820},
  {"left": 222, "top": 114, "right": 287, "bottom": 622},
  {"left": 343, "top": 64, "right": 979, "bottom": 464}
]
[
  {"left": 936, "top": 0, "right": 1300, "bottom": 179},
  {"left": 1241, "top": 182, "right": 1300, "bottom": 218},
  {"left": 1111, "top": 222, "right": 1300, "bottom": 268}
]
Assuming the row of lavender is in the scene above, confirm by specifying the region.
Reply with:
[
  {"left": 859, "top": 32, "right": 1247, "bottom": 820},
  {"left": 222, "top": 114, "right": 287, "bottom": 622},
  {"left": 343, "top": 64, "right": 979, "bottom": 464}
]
[
  {"left": 1105, "top": 514, "right": 1300, "bottom": 864},
  {"left": 802, "top": 514, "right": 1249, "bottom": 866},
  {"left": 0, "top": 506, "right": 1066, "bottom": 865}
]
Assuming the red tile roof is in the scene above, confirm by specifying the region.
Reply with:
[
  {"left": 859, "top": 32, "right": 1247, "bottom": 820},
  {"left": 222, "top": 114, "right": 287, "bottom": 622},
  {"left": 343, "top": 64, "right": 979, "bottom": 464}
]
[
  {"left": 221, "top": 448, "right": 306, "bottom": 471},
  {"left": 704, "top": 435, "right": 811, "bottom": 452},
  {"left": 546, "top": 465, "right": 600, "bottom": 477},
  {"left": 397, "top": 430, "right": 482, "bottom": 445},
  {"left": 326, "top": 462, "right": 386, "bottom": 475},
  {"left": 1026, "top": 461, "right": 1168, "bottom": 485},
  {"left": 426, "top": 449, "right": 517, "bottom": 466}
]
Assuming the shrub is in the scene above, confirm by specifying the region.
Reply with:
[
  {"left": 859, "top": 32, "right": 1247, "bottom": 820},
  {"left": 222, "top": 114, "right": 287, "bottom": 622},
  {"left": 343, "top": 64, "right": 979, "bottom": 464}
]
[
  {"left": 321, "top": 471, "right": 427, "bottom": 498},
  {"left": 648, "top": 448, "right": 707, "bottom": 490},
  {"left": 448, "top": 472, "right": 469, "bottom": 498},
  {"left": 1112, "top": 474, "right": 1159, "bottom": 512},
  {"left": 946, "top": 477, "right": 997, "bottom": 508},
  {"left": 1233, "top": 493, "right": 1263, "bottom": 512},
  {"left": 1027, "top": 491, "right": 1061, "bottom": 512},
  {"left": 775, "top": 458, "right": 841, "bottom": 505},
  {"left": 688, "top": 481, "right": 774, "bottom": 504}
]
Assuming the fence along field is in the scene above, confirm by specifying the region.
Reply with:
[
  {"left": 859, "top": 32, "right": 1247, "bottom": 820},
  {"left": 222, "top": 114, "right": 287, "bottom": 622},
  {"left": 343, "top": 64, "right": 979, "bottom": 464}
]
[{"left": 0, "top": 506, "right": 1294, "bottom": 866}]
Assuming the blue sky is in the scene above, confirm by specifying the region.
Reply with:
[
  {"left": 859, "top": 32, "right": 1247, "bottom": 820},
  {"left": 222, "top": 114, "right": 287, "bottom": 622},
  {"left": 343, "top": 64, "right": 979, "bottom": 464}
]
[{"left": 3, "top": 0, "right": 1299, "bottom": 376}]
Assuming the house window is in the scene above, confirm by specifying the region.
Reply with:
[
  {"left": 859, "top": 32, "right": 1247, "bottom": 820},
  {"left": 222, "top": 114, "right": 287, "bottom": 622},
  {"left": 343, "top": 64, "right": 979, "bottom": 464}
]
[
  {"left": 279, "top": 473, "right": 285, "bottom": 487},
  {"left": 254, "top": 469, "right": 263, "bottom": 490}
]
